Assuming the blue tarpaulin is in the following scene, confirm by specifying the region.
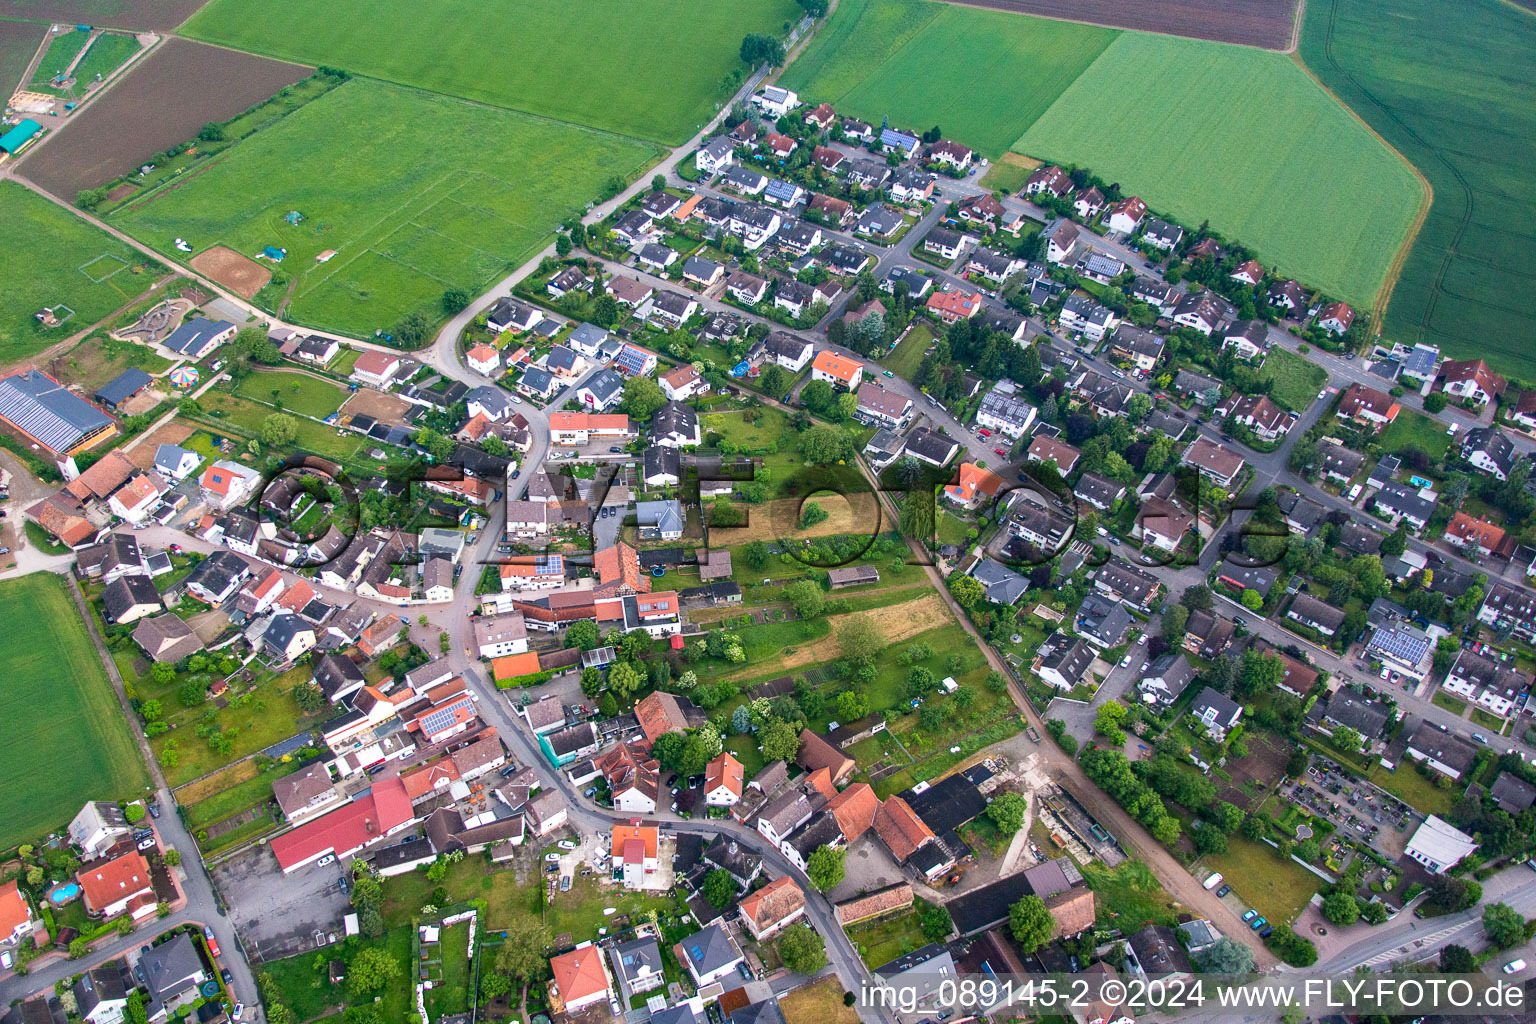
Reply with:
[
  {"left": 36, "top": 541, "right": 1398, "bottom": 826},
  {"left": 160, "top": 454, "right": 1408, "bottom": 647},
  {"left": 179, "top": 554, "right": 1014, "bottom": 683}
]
[{"left": 730, "top": 360, "right": 749, "bottom": 377}]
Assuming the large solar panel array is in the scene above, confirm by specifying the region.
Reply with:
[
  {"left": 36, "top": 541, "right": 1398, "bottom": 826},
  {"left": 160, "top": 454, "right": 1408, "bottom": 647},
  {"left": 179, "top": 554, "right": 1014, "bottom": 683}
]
[
  {"left": 0, "top": 370, "right": 111, "bottom": 452},
  {"left": 1370, "top": 626, "right": 1430, "bottom": 664}
]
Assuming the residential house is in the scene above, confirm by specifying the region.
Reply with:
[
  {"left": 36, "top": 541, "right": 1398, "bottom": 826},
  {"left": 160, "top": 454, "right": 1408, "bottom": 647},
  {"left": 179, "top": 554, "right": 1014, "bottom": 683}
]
[
  {"left": 1230, "top": 259, "right": 1263, "bottom": 286},
  {"left": 811, "top": 350, "right": 863, "bottom": 391},
  {"left": 888, "top": 167, "right": 933, "bottom": 202},
  {"left": 855, "top": 388, "right": 913, "bottom": 429},
  {"left": 975, "top": 387, "right": 1037, "bottom": 438},
  {"left": 1443, "top": 649, "right": 1528, "bottom": 718},
  {"left": 486, "top": 298, "right": 543, "bottom": 335},
  {"left": 1142, "top": 218, "right": 1183, "bottom": 251},
  {"left": 1446, "top": 511, "right": 1508, "bottom": 557},
  {"left": 651, "top": 402, "right": 701, "bottom": 448},
  {"left": 676, "top": 924, "right": 744, "bottom": 988},
  {"left": 1076, "top": 592, "right": 1132, "bottom": 648},
  {"left": 1287, "top": 593, "right": 1346, "bottom": 637},
  {"left": 1035, "top": 633, "right": 1094, "bottom": 691},
  {"left": 1137, "top": 653, "right": 1195, "bottom": 707},
  {"left": 636, "top": 500, "right": 685, "bottom": 540},
  {"left": 705, "top": 752, "right": 744, "bottom": 807},
  {"left": 925, "top": 287, "right": 983, "bottom": 324},
  {"left": 1044, "top": 219, "right": 1080, "bottom": 264},
  {"left": 856, "top": 204, "right": 903, "bottom": 240},
  {"left": 1462, "top": 427, "right": 1517, "bottom": 480},
  {"left": 764, "top": 332, "right": 814, "bottom": 372},
  {"left": 68, "top": 802, "right": 130, "bottom": 860},
  {"left": 1109, "top": 324, "right": 1164, "bottom": 373},
  {"left": 199, "top": 460, "right": 262, "bottom": 511},
  {"left": 1181, "top": 438, "right": 1244, "bottom": 487},
  {"left": 1317, "top": 301, "right": 1355, "bottom": 335},
  {"left": 927, "top": 139, "right": 973, "bottom": 170},
  {"left": 1404, "top": 816, "right": 1478, "bottom": 875},
  {"left": 1222, "top": 320, "right": 1270, "bottom": 361},
  {"left": 597, "top": 743, "right": 660, "bottom": 814},
  {"left": 738, "top": 875, "right": 807, "bottom": 940},
  {"left": 132, "top": 614, "right": 203, "bottom": 664},
  {"left": 77, "top": 850, "right": 154, "bottom": 920},
  {"left": 1104, "top": 197, "right": 1147, "bottom": 234},
  {"left": 1073, "top": 187, "right": 1105, "bottom": 219},
  {"left": 696, "top": 136, "right": 735, "bottom": 176},
  {"left": 1131, "top": 276, "right": 1177, "bottom": 313},
  {"left": 140, "top": 934, "right": 207, "bottom": 1021},
  {"left": 1075, "top": 250, "right": 1124, "bottom": 285},
  {"left": 1027, "top": 434, "right": 1081, "bottom": 474},
  {"left": 1170, "top": 292, "right": 1236, "bottom": 336},
  {"left": 1268, "top": 279, "right": 1305, "bottom": 314},
  {"left": 549, "top": 945, "right": 611, "bottom": 1013},
  {"left": 943, "top": 462, "right": 1005, "bottom": 509},
  {"left": 1134, "top": 495, "right": 1194, "bottom": 552},
  {"left": 1024, "top": 165, "right": 1072, "bottom": 197},
  {"left": 1406, "top": 722, "right": 1478, "bottom": 780},
  {"left": 577, "top": 369, "right": 625, "bottom": 412},
  {"left": 1189, "top": 687, "right": 1242, "bottom": 740},
  {"left": 1217, "top": 393, "right": 1290, "bottom": 441},
  {"left": 924, "top": 227, "right": 967, "bottom": 262},
  {"left": 1059, "top": 294, "right": 1117, "bottom": 342},
  {"left": 1439, "top": 359, "right": 1507, "bottom": 406},
  {"left": 903, "top": 427, "right": 959, "bottom": 467}
]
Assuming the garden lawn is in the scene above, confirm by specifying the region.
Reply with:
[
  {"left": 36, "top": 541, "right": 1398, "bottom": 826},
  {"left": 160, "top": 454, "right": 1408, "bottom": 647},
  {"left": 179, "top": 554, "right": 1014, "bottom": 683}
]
[
  {"left": 182, "top": 0, "right": 798, "bottom": 144},
  {"left": 543, "top": 874, "right": 677, "bottom": 946},
  {"left": 426, "top": 921, "right": 471, "bottom": 1018},
  {"left": 1301, "top": 0, "right": 1536, "bottom": 374},
  {"left": 701, "top": 406, "right": 793, "bottom": 452},
  {"left": 845, "top": 903, "right": 929, "bottom": 970},
  {"left": 1368, "top": 764, "right": 1455, "bottom": 817},
  {"left": 1080, "top": 860, "right": 1179, "bottom": 931},
  {"left": 151, "top": 666, "right": 321, "bottom": 786},
  {"left": 1013, "top": 32, "right": 1423, "bottom": 308},
  {"left": 0, "top": 574, "right": 148, "bottom": 848},
  {"left": 780, "top": 976, "right": 859, "bottom": 1024},
  {"left": 723, "top": 734, "right": 766, "bottom": 781},
  {"left": 1257, "top": 347, "right": 1327, "bottom": 413},
  {"left": 261, "top": 928, "right": 414, "bottom": 1024},
  {"left": 183, "top": 762, "right": 299, "bottom": 827},
  {"left": 231, "top": 368, "right": 348, "bottom": 418},
  {"left": 780, "top": 0, "right": 1115, "bottom": 157},
  {"left": 881, "top": 321, "right": 934, "bottom": 382},
  {"left": 1378, "top": 408, "right": 1451, "bottom": 460},
  {"left": 56, "top": 333, "right": 173, "bottom": 391},
  {"left": 112, "top": 79, "right": 661, "bottom": 335},
  {"left": 0, "top": 181, "right": 158, "bottom": 361},
  {"left": 1200, "top": 833, "right": 1321, "bottom": 925},
  {"left": 193, "top": 392, "right": 366, "bottom": 463},
  {"left": 936, "top": 511, "right": 971, "bottom": 548}
]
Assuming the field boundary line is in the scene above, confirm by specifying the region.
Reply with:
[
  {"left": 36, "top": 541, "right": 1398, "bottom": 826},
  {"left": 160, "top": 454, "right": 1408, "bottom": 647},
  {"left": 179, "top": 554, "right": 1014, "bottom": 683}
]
[{"left": 1294, "top": 0, "right": 1437, "bottom": 343}]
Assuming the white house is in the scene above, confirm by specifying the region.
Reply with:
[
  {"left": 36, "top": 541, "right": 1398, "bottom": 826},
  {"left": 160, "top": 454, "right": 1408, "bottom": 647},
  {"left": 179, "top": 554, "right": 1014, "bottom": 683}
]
[
  {"left": 752, "top": 86, "right": 799, "bottom": 117},
  {"left": 199, "top": 461, "right": 262, "bottom": 511},
  {"left": 1404, "top": 816, "right": 1477, "bottom": 875},
  {"left": 704, "top": 752, "right": 743, "bottom": 807},
  {"left": 153, "top": 444, "right": 201, "bottom": 483}
]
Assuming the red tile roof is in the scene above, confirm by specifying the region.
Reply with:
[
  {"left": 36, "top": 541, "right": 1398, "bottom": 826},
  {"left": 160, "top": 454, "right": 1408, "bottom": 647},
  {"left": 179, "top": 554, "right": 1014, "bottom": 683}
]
[
  {"left": 796, "top": 728, "right": 855, "bottom": 784},
  {"left": 550, "top": 945, "right": 609, "bottom": 1005},
  {"left": 944, "top": 462, "right": 1005, "bottom": 504},
  {"left": 0, "top": 880, "right": 31, "bottom": 938},
  {"left": 827, "top": 782, "right": 879, "bottom": 841},
  {"left": 635, "top": 691, "right": 690, "bottom": 744},
  {"left": 738, "top": 875, "right": 805, "bottom": 931},
  {"left": 705, "top": 752, "right": 744, "bottom": 798},
  {"left": 269, "top": 777, "right": 413, "bottom": 871},
  {"left": 76, "top": 851, "right": 152, "bottom": 914},
  {"left": 611, "top": 821, "right": 658, "bottom": 860},
  {"left": 874, "top": 796, "right": 935, "bottom": 862}
]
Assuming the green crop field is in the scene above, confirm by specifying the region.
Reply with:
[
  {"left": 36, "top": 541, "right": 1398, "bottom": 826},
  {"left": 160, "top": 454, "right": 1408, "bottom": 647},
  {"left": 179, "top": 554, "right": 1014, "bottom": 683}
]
[
  {"left": 1014, "top": 33, "right": 1423, "bottom": 308},
  {"left": 0, "top": 574, "right": 148, "bottom": 849},
  {"left": 182, "top": 0, "right": 798, "bottom": 144},
  {"left": 0, "top": 181, "right": 158, "bottom": 361},
  {"left": 28, "top": 26, "right": 89, "bottom": 89},
  {"left": 780, "top": 0, "right": 1115, "bottom": 158},
  {"left": 113, "top": 79, "right": 661, "bottom": 335},
  {"left": 68, "top": 31, "right": 140, "bottom": 86},
  {"left": 1301, "top": 0, "right": 1536, "bottom": 376}
]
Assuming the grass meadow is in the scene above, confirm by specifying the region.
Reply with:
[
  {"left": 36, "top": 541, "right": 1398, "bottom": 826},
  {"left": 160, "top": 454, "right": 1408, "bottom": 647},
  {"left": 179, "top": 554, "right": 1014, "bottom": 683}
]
[
  {"left": 780, "top": 0, "right": 1115, "bottom": 158},
  {"left": 1257, "top": 346, "right": 1326, "bottom": 412},
  {"left": 28, "top": 25, "right": 90, "bottom": 89},
  {"left": 1301, "top": 0, "right": 1536, "bottom": 376},
  {"left": 1013, "top": 32, "right": 1423, "bottom": 308},
  {"left": 0, "top": 181, "right": 157, "bottom": 361},
  {"left": 0, "top": 575, "right": 148, "bottom": 848},
  {"left": 68, "top": 32, "right": 141, "bottom": 86},
  {"left": 182, "top": 0, "right": 798, "bottom": 144},
  {"left": 113, "top": 80, "right": 661, "bottom": 335},
  {"left": 230, "top": 368, "right": 348, "bottom": 419}
]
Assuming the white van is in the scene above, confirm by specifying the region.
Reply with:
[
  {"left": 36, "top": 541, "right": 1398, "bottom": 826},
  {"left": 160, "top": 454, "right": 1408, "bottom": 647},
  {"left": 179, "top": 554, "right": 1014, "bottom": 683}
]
[{"left": 1203, "top": 872, "right": 1223, "bottom": 890}]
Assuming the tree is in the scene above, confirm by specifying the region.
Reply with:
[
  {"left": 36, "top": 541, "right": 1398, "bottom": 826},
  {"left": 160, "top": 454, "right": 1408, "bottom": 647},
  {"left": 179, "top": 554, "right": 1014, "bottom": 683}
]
[
  {"left": 294, "top": 683, "right": 327, "bottom": 713},
  {"left": 1322, "top": 891, "right": 1359, "bottom": 925},
  {"left": 948, "top": 573, "right": 985, "bottom": 609},
  {"left": 259, "top": 412, "right": 298, "bottom": 447},
  {"left": 1161, "top": 604, "right": 1189, "bottom": 645},
  {"left": 833, "top": 690, "right": 867, "bottom": 721},
  {"left": 987, "top": 792, "right": 1026, "bottom": 835},
  {"left": 785, "top": 579, "right": 825, "bottom": 618},
  {"left": 1428, "top": 874, "right": 1481, "bottom": 912},
  {"left": 806, "top": 845, "right": 846, "bottom": 891},
  {"left": 1240, "top": 588, "right": 1263, "bottom": 611},
  {"left": 565, "top": 619, "right": 600, "bottom": 651},
  {"left": 1483, "top": 902, "right": 1527, "bottom": 950},
  {"left": 799, "top": 424, "right": 856, "bottom": 465},
  {"left": 838, "top": 617, "right": 884, "bottom": 666},
  {"left": 1197, "top": 937, "right": 1255, "bottom": 974},
  {"left": 740, "top": 33, "right": 785, "bottom": 66},
  {"left": 1360, "top": 900, "right": 1388, "bottom": 925},
  {"left": 777, "top": 922, "right": 827, "bottom": 974},
  {"left": 1182, "top": 584, "right": 1213, "bottom": 612},
  {"left": 742, "top": 540, "right": 771, "bottom": 570},
  {"left": 920, "top": 904, "right": 953, "bottom": 943},
  {"left": 125, "top": 804, "right": 146, "bottom": 823},
  {"left": 496, "top": 918, "right": 552, "bottom": 985},
  {"left": 1424, "top": 392, "right": 1448, "bottom": 413},
  {"left": 1208, "top": 801, "right": 1246, "bottom": 833},
  {"left": 592, "top": 294, "right": 620, "bottom": 327},
  {"left": 163, "top": 849, "right": 181, "bottom": 867},
  {"left": 607, "top": 660, "right": 643, "bottom": 702},
  {"left": 442, "top": 288, "right": 471, "bottom": 314},
  {"left": 1094, "top": 701, "right": 1129, "bottom": 745},
  {"left": 797, "top": 502, "right": 829, "bottom": 530},
  {"left": 759, "top": 717, "right": 801, "bottom": 762},
  {"left": 620, "top": 376, "right": 668, "bottom": 419},
  {"left": 703, "top": 869, "right": 736, "bottom": 909},
  {"left": 1008, "top": 895, "right": 1053, "bottom": 953},
  {"left": 1192, "top": 825, "right": 1227, "bottom": 855},
  {"left": 1236, "top": 649, "right": 1284, "bottom": 699},
  {"left": 348, "top": 948, "right": 402, "bottom": 996},
  {"left": 1440, "top": 944, "right": 1476, "bottom": 973},
  {"left": 1331, "top": 725, "right": 1363, "bottom": 752}
]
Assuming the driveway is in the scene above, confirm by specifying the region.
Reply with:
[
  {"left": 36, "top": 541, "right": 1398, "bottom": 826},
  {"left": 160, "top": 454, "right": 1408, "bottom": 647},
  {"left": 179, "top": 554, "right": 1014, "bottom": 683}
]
[{"left": 214, "top": 846, "right": 351, "bottom": 962}]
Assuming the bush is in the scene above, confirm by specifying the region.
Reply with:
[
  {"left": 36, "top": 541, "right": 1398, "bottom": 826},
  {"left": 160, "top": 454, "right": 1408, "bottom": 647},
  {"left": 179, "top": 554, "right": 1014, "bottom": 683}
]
[{"left": 1423, "top": 392, "right": 1448, "bottom": 413}]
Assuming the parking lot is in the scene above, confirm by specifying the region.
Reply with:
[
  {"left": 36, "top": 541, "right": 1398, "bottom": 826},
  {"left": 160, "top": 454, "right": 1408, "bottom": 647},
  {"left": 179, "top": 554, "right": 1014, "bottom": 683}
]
[{"left": 213, "top": 846, "right": 351, "bottom": 962}]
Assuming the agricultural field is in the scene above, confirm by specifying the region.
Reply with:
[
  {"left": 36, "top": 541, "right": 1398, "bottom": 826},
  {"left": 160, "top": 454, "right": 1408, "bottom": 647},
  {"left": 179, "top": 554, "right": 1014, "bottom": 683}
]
[
  {"left": 0, "top": 0, "right": 211, "bottom": 30},
  {"left": 0, "top": 574, "right": 148, "bottom": 849},
  {"left": 182, "top": 0, "right": 800, "bottom": 144},
  {"left": 946, "top": 0, "right": 1297, "bottom": 47},
  {"left": 0, "top": 181, "right": 160, "bottom": 362},
  {"left": 1013, "top": 32, "right": 1423, "bottom": 308},
  {"left": 781, "top": 0, "right": 1115, "bottom": 158},
  {"left": 66, "top": 31, "right": 142, "bottom": 88},
  {"left": 1301, "top": 0, "right": 1536, "bottom": 376},
  {"left": 0, "top": 19, "right": 45, "bottom": 94},
  {"left": 28, "top": 25, "right": 91, "bottom": 91},
  {"left": 112, "top": 79, "right": 662, "bottom": 335},
  {"left": 229, "top": 368, "right": 347, "bottom": 419},
  {"left": 17, "top": 37, "right": 309, "bottom": 198}
]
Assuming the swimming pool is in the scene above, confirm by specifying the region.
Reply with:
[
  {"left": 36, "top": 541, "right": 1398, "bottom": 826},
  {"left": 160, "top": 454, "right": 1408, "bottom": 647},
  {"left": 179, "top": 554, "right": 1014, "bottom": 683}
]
[{"left": 48, "top": 883, "right": 79, "bottom": 904}]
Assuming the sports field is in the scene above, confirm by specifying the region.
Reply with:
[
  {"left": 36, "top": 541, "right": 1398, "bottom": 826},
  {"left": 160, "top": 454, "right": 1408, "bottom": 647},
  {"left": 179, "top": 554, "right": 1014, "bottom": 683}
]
[
  {"left": 1014, "top": 33, "right": 1422, "bottom": 307},
  {"left": 780, "top": 0, "right": 1115, "bottom": 158},
  {"left": 0, "top": 181, "right": 157, "bottom": 361},
  {"left": 0, "top": 574, "right": 148, "bottom": 849},
  {"left": 1301, "top": 0, "right": 1536, "bottom": 375},
  {"left": 182, "top": 0, "right": 799, "bottom": 144},
  {"left": 112, "top": 79, "right": 661, "bottom": 335}
]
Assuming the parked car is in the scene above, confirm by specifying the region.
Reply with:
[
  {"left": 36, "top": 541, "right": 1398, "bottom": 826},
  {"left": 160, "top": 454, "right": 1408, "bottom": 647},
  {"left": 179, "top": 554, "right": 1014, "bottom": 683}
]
[
  {"left": 544, "top": 853, "right": 561, "bottom": 862},
  {"left": 1242, "top": 910, "right": 1257, "bottom": 923},
  {"left": 609, "top": 446, "right": 624, "bottom": 453},
  {"left": 316, "top": 854, "right": 335, "bottom": 867},
  {"left": 1249, "top": 916, "right": 1267, "bottom": 930},
  {"left": 1216, "top": 885, "right": 1231, "bottom": 897},
  {"left": 560, "top": 875, "right": 572, "bottom": 892},
  {"left": 558, "top": 840, "right": 577, "bottom": 850},
  {"left": 221, "top": 968, "right": 233, "bottom": 984},
  {"left": 1505, "top": 959, "right": 1527, "bottom": 974}
]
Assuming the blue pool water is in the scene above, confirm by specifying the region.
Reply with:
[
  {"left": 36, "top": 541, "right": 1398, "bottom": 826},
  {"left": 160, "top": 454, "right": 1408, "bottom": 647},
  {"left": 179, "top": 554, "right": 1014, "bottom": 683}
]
[{"left": 49, "top": 883, "right": 79, "bottom": 904}]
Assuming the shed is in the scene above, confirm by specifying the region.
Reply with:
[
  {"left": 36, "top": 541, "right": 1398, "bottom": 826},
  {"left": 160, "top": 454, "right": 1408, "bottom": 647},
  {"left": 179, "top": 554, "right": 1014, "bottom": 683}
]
[{"left": 0, "top": 119, "right": 43, "bottom": 155}]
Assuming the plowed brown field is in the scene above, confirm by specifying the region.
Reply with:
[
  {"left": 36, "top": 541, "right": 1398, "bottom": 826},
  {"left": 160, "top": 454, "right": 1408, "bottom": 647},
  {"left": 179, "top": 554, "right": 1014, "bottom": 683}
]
[{"left": 942, "top": 0, "right": 1298, "bottom": 49}]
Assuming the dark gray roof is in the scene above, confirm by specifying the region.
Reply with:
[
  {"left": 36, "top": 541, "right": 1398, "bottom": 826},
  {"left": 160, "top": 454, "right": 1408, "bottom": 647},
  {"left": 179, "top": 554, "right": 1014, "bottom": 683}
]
[
  {"left": 1191, "top": 686, "right": 1242, "bottom": 726},
  {"left": 1490, "top": 773, "right": 1536, "bottom": 814},
  {"left": 679, "top": 922, "right": 741, "bottom": 975},
  {"left": 0, "top": 369, "right": 113, "bottom": 453},
  {"left": 94, "top": 368, "right": 152, "bottom": 407},
  {"left": 971, "top": 557, "right": 1028, "bottom": 605},
  {"left": 163, "top": 317, "right": 233, "bottom": 356},
  {"left": 102, "top": 574, "right": 161, "bottom": 623},
  {"left": 141, "top": 933, "right": 204, "bottom": 1005}
]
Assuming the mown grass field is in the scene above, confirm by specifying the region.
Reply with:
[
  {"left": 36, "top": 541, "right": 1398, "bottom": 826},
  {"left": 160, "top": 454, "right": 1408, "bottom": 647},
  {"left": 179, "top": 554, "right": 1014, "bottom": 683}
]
[
  {"left": 68, "top": 31, "right": 140, "bottom": 86},
  {"left": 0, "top": 181, "right": 157, "bottom": 361},
  {"left": 1301, "top": 0, "right": 1536, "bottom": 375},
  {"left": 780, "top": 0, "right": 1115, "bottom": 158},
  {"left": 0, "top": 575, "right": 148, "bottom": 848},
  {"left": 1200, "top": 832, "right": 1321, "bottom": 924},
  {"left": 1258, "top": 346, "right": 1326, "bottom": 412},
  {"left": 230, "top": 368, "right": 347, "bottom": 419},
  {"left": 1013, "top": 32, "right": 1422, "bottom": 308},
  {"left": 113, "top": 79, "right": 661, "bottom": 336},
  {"left": 182, "top": 0, "right": 798, "bottom": 144},
  {"left": 1378, "top": 407, "right": 1450, "bottom": 460}
]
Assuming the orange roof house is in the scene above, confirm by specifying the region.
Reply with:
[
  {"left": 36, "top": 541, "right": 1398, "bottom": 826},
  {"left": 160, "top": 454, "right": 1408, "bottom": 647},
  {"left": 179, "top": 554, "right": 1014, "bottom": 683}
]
[
  {"left": 925, "top": 288, "right": 983, "bottom": 323},
  {"left": 705, "top": 752, "right": 744, "bottom": 805},
  {"left": 1337, "top": 381, "right": 1400, "bottom": 429},
  {"left": 874, "top": 796, "right": 936, "bottom": 863},
  {"left": 738, "top": 874, "right": 807, "bottom": 939},
  {"left": 827, "top": 782, "right": 879, "bottom": 842},
  {"left": 549, "top": 945, "right": 611, "bottom": 1011},
  {"left": 593, "top": 541, "right": 649, "bottom": 596},
  {"left": 796, "top": 728, "right": 855, "bottom": 786},
  {"left": 611, "top": 821, "right": 659, "bottom": 861},
  {"left": 943, "top": 462, "right": 1005, "bottom": 506},
  {"left": 491, "top": 650, "right": 542, "bottom": 682},
  {"left": 635, "top": 691, "right": 692, "bottom": 746},
  {"left": 0, "top": 880, "right": 34, "bottom": 943},
  {"left": 77, "top": 850, "right": 153, "bottom": 918},
  {"left": 811, "top": 350, "right": 863, "bottom": 387},
  {"left": 1447, "top": 512, "right": 1508, "bottom": 556}
]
